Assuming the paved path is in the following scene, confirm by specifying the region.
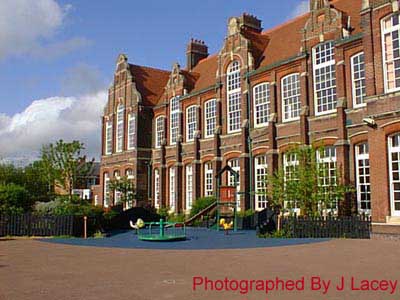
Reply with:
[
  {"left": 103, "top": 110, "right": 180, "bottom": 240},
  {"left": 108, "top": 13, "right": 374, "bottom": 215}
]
[{"left": 1, "top": 237, "right": 399, "bottom": 300}]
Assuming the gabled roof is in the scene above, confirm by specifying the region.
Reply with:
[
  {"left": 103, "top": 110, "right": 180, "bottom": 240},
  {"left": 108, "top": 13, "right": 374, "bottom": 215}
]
[{"left": 129, "top": 64, "right": 170, "bottom": 106}]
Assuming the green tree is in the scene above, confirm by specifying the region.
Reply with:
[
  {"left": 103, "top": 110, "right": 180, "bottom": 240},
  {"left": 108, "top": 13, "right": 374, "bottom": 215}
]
[
  {"left": 109, "top": 176, "right": 135, "bottom": 207},
  {"left": 0, "top": 183, "right": 31, "bottom": 215}
]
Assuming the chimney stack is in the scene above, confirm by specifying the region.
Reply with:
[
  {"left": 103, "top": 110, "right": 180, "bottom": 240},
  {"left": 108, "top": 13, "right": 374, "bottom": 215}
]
[{"left": 186, "top": 38, "right": 208, "bottom": 71}]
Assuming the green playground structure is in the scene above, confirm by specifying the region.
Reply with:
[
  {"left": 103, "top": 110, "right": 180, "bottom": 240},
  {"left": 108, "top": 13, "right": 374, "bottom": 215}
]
[{"left": 137, "top": 219, "right": 186, "bottom": 241}]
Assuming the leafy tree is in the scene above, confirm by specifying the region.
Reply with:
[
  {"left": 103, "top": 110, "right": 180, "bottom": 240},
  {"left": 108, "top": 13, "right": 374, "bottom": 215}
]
[
  {"left": 0, "top": 183, "right": 31, "bottom": 214},
  {"left": 267, "top": 145, "right": 354, "bottom": 216},
  {"left": 109, "top": 176, "right": 135, "bottom": 207},
  {"left": 41, "top": 140, "right": 93, "bottom": 199}
]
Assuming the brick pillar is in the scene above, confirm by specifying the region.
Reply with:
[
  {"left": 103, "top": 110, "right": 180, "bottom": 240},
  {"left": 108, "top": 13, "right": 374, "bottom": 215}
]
[
  {"left": 300, "top": 61, "right": 309, "bottom": 145},
  {"left": 213, "top": 88, "right": 223, "bottom": 193},
  {"left": 361, "top": 5, "right": 377, "bottom": 97},
  {"left": 160, "top": 143, "right": 167, "bottom": 208},
  {"left": 267, "top": 80, "right": 279, "bottom": 181},
  {"left": 193, "top": 130, "right": 201, "bottom": 203}
]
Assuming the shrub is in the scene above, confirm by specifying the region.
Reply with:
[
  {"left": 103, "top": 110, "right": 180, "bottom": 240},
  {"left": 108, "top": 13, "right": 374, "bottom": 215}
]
[
  {"left": 157, "top": 207, "right": 169, "bottom": 219},
  {"left": 167, "top": 213, "right": 185, "bottom": 223},
  {"left": 237, "top": 209, "right": 255, "bottom": 218},
  {"left": 190, "top": 196, "right": 216, "bottom": 217},
  {"left": 0, "top": 183, "right": 31, "bottom": 215}
]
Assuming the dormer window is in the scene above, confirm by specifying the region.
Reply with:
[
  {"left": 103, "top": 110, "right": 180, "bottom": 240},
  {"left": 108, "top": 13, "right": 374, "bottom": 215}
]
[{"left": 227, "top": 60, "right": 242, "bottom": 133}]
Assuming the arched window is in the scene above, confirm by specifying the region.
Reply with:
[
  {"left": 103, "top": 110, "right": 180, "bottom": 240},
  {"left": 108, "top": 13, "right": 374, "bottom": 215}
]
[
  {"left": 227, "top": 60, "right": 242, "bottom": 133},
  {"left": 254, "top": 155, "right": 268, "bottom": 211},
  {"left": 281, "top": 74, "right": 301, "bottom": 122},
  {"left": 228, "top": 158, "right": 241, "bottom": 211},
  {"left": 170, "top": 97, "right": 180, "bottom": 145},
  {"left": 186, "top": 106, "right": 197, "bottom": 142},
  {"left": 127, "top": 113, "right": 136, "bottom": 150},
  {"left": 355, "top": 143, "right": 370, "bottom": 213},
  {"left": 154, "top": 169, "right": 160, "bottom": 208},
  {"left": 253, "top": 83, "right": 270, "bottom": 127},
  {"left": 382, "top": 14, "right": 400, "bottom": 92},
  {"left": 313, "top": 41, "right": 337, "bottom": 115},
  {"left": 185, "top": 164, "right": 193, "bottom": 210},
  {"left": 204, "top": 99, "right": 216, "bottom": 138},
  {"left": 351, "top": 52, "right": 366, "bottom": 107},
  {"left": 204, "top": 162, "right": 214, "bottom": 196},
  {"left": 388, "top": 134, "right": 400, "bottom": 216},
  {"left": 103, "top": 173, "right": 110, "bottom": 208},
  {"left": 155, "top": 116, "right": 165, "bottom": 148},
  {"left": 116, "top": 104, "right": 125, "bottom": 152},
  {"left": 169, "top": 167, "right": 176, "bottom": 212}
]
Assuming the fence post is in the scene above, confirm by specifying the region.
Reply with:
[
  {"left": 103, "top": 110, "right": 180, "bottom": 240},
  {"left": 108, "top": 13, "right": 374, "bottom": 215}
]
[{"left": 83, "top": 216, "right": 87, "bottom": 239}]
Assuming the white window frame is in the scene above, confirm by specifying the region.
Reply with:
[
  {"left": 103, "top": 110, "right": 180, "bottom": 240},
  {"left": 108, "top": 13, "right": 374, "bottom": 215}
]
[
  {"left": 186, "top": 164, "right": 193, "bottom": 211},
  {"left": 127, "top": 113, "right": 136, "bottom": 150},
  {"left": 113, "top": 171, "right": 121, "bottom": 205},
  {"left": 253, "top": 82, "right": 270, "bottom": 128},
  {"left": 388, "top": 133, "right": 400, "bottom": 216},
  {"left": 186, "top": 106, "right": 197, "bottom": 142},
  {"left": 204, "top": 162, "right": 213, "bottom": 196},
  {"left": 126, "top": 169, "right": 134, "bottom": 179},
  {"left": 169, "top": 167, "right": 176, "bottom": 212},
  {"left": 313, "top": 41, "right": 337, "bottom": 116},
  {"left": 255, "top": 155, "right": 268, "bottom": 211},
  {"left": 204, "top": 99, "right": 216, "bottom": 138},
  {"left": 283, "top": 152, "right": 300, "bottom": 212},
  {"left": 317, "top": 146, "right": 338, "bottom": 211},
  {"left": 155, "top": 116, "right": 165, "bottom": 149},
  {"left": 116, "top": 104, "right": 125, "bottom": 153},
  {"left": 355, "top": 143, "right": 371, "bottom": 214},
  {"left": 103, "top": 173, "right": 110, "bottom": 208},
  {"left": 170, "top": 97, "right": 180, "bottom": 145},
  {"left": 154, "top": 169, "right": 160, "bottom": 209},
  {"left": 105, "top": 120, "right": 113, "bottom": 155},
  {"left": 351, "top": 52, "right": 366, "bottom": 108},
  {"left": 282, "top": 74, "right": 301, "bottom": 122},
  {"left": 228, "top": 158, "right": 241, "bottom": 211},
  {"left": 227, "top": 60, "right": 242, "bottom": 133},
  {"left": 382, "top": 14, "right": 400, "bottom": 93}
]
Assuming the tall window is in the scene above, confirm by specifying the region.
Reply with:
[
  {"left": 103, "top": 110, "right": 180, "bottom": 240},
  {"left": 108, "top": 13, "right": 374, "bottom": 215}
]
[
  {"left": 116, "top": 104, "right": 125, "bottom": 152},
  {"left": 204, "top": 162, "right": 213, "bottom": 196},
  {"left": 351, "top": 52, "right": 366, "bottom": 107},
  {"left": 127, "top": 113, "right": 136, "bottom": 150},
  {"left": 103, "top": 173, "right": 110, "bottom": 208},
  {"left": 126, "top": 169, "right": 134, "bottom": 179},
  {"left": 105, "top": 121, "right": 113, "bottom": 155},
  {"left": 253, "top": 83, "right": 270, "bottom": 127},
  {"left": 204, "top": 99, "right": 216, "bottom": 138},
  {"left": 169, "top": 167, "right": 176, "bottom": 212},
  {"left": 313, "top": 42, "right": 337, "bottom": 115},
  {"left": 355, "top": 143, "right": 371, "bottom": 213},
  {"left": 227, "top": 61, "right": 242, "bottom": 133},
  {"left": 186, "top": 165, "right": 193, "bottom": 210},
  {"left": 186, "top": 106, "right": 197, "bottom": 142},
  {"left": 155, "top": 116, "right": 165, "bottom": 148},
  {"left": 255, "top": 155, "right": 268, "bottom": 211},
  {"left": 154, "top": 169, "right": 160, "bottom": 209},
  {"left": 284, "top": 152, "right": 299, "bottom": 210},
  {"left": 317, "top": 146, "right": 337, "bottom": 210},
  {"left": 114, "top": 171, "right": 121, "bottom": 205},
  {"left": 170, "top": 97, "right": 180, "bottom": 145},
  {"left": 228, "top": 159, "right": 241, "bottom": 211},
  {"left": 282, "top": 74, "right": 301, "bottom": 121},
  {"left": 382, "top": 14, "right": 400, "bottom": 92},
  {"left": 388, "top": 134, "right": 400, "bottom": 216}
]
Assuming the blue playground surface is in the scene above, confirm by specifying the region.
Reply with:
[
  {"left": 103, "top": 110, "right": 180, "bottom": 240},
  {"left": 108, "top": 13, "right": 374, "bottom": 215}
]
[{"left": 42, "top": 228, "right": 329, "bottom": 250}]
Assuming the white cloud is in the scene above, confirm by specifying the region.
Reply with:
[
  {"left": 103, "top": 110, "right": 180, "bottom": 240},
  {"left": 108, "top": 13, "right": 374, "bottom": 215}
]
[
  {"left": 0, "top": 0, "right": 89, "bottom": 60},
  {"left": 289, "top": 0, "right": 309, "bottom": 19},
  {"left": 0, "top": 91, "right": 108, "bottom": 163}
]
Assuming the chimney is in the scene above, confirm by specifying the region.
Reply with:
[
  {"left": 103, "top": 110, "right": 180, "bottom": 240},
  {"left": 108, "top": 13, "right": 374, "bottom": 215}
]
[
  {"left": 239, "top": 13, "right": 262, "bottom": 33},
  {"left": 310, "top": 0, "right": 330, "bottom": 11},
  {"left": 186, "top": 39, "right": 208, "bottom": 71}
]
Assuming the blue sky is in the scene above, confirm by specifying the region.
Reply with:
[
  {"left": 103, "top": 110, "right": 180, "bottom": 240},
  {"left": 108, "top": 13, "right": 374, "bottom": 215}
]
[{"left": 0, "top": 0, "right": 308, "bottom": 163}]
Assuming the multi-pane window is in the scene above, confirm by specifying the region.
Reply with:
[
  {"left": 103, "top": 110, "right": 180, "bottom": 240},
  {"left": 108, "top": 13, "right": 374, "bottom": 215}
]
[
  {"left": 126, "top": 169, "right": 134, "bottom": 179},
  {"left": 382, "top": 14, "right": 400, "bottom": 92},
  {"left": 228, "top": 159, "right": 241, "bottom": 211},
  {"left": 355, "top": 143, "right": 371, "bottom": 212},
  {"left": 313, "top": 42, "right": 337, "bottom": 114},
  {"left": 351, "top": 52, "right": 366, "bottom": 107},
  {"left": 284, "top": 153, "right": 299, "bottom": 210},
  {"left": 227, "top": 61, "right": 242, "bottom": 133},
  {"left": 155, "top": 116, "right": 165, "bottom": 148},
  {"left": 204, "top": 162, "right": 213, "bottom": 196},
  {"left": 170, "top": 97, "right": 180, "bottom": 145},
  {"left": 186, "top": 106, "right": 197, "bottom": 142},
  {"left": 255, "top": 155, "right": 268, "bottom": 211},
  {"left": 169, "top": 167, "right": 176, "bottom": 212},
  {"left": 105, "top": 121, "right": 113, "bottom": 155},
  {"left": 103, "top": 173, "right": 110, "bottom": 208},
  {"left": 253, "top": 83, "right": 270, "bottom": 127},
  {"left": 154, "top": 169, "right": 160, "bottom": 209},
  {"left": 116, "top": 105, "right": 125, "bottom": 152},
  {"left": 114, "top": 171, "right": 121, "bottom": 205},
  {"left": 186, "top": 165, "right": 193, "bottom": 210},
  {"left": 204, "top": 99, "right": 216, "bottom": 138},
  {"left": 317, "top": 146, "right": 337, "bottom": 210},
  {"left": 282, "top": 74, "right": 301, "bottom": 121},
  {"left": 388, "top": 134, "right": 400, "bottom": 216},
  {"left": 127, "top": 113, "right": 136, "bottom": 150}
]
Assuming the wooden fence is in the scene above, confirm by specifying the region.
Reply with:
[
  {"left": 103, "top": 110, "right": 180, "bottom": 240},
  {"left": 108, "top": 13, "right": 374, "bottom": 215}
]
[
  {"left": 0, "top": 214, "right": 75, "bottom": 237},
  {"left": 281, "top": 215, "right": 372, "bottom": 239}
]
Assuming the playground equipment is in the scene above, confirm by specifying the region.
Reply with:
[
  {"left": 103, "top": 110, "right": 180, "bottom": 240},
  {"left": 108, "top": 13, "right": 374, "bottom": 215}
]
[
  {"left": 219, "top": 218, "right": 234, "bottom": 234},
  {"left": 137, "top": 219, "right": 186, "bottom": 241},
  {"left": 216, "top": 165, "right": 239, "bottom": 232}
]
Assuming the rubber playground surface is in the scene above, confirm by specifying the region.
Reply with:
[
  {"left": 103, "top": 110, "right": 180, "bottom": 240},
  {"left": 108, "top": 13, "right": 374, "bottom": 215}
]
[{"left": 41, "top": 227, "right": 328, "bottom": 250}]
